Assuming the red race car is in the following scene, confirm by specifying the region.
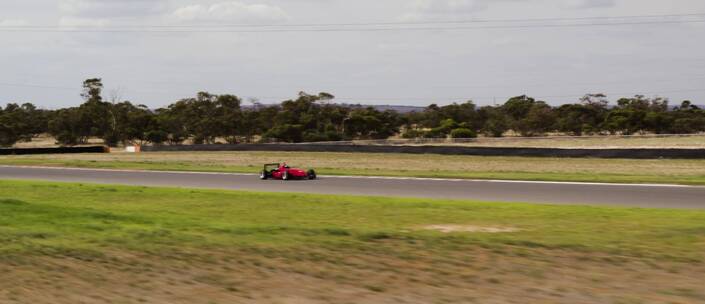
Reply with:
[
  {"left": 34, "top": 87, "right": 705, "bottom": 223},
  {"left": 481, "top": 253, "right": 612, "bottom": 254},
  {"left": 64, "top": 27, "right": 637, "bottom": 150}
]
[{"left": 260, "top": 163, "right": 317, "bottom": 180}]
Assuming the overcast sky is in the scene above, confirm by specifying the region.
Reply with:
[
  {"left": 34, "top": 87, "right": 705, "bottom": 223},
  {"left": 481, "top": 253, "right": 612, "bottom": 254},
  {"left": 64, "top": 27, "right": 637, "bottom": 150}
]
[{"left": 1, "top": 0, "right": 704, "bottom": 108}]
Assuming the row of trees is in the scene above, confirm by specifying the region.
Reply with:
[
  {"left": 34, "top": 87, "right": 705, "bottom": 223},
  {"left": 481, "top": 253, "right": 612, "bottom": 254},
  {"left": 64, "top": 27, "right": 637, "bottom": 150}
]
[
  {"left": 404, "top": 94, "right": 705, "bottom": 138},
  {"left": 1, "top": 79, "right": 704, "bottom": 147}
]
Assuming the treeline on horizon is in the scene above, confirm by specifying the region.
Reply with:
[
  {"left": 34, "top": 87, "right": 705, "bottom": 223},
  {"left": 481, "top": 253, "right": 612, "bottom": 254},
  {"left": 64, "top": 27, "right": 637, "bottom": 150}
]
[{"left": 1, "top": 78, "right": 704, "bottom": 147}]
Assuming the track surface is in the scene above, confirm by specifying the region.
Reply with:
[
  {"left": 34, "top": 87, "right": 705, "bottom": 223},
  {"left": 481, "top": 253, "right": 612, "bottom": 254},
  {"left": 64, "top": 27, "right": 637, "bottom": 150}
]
[{"left": 1, "top": 165, "right": 704, "bottom": 209}]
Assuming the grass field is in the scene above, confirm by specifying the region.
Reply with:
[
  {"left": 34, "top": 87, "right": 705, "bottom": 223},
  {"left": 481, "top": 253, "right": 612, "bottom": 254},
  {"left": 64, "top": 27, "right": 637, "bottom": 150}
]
[
  {"left": 2, "top": 151, "right": 705, "bottom": 185},
  {"left": 1, "top": 180, "right": 705, "bottom": 303}
]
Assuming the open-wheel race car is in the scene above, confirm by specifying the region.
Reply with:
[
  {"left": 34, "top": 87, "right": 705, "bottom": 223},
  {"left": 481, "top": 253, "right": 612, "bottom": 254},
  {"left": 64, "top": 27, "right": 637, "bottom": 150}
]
[{"left": 260, "top": 163, "right": 317, "bottom": 180}]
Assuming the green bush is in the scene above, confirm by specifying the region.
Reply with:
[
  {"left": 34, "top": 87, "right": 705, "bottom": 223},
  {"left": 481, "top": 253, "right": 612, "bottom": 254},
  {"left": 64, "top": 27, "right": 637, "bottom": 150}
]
[
  {"left": 262, "top": 124, "right": 304, "bottom": 143},
  {"left": 450, "top": 128, "right": 477, "bottom": 138},
  {"left": 146, "top": 130, "right": 168, "bottom": 145},
  {"left": 302, "top": 130, "right": 342, "bottom": 142},
  {"left": 401, "top": 129, "right": 425, "bottom": 139},
  {"left": 423, "top": 129, "right": 444, "bottom": 138}
]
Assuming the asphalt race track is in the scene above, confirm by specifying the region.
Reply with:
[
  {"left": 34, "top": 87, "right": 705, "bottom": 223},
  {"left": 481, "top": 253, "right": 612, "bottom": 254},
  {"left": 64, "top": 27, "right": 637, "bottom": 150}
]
[{"left": 1, "top": 165, "right": 704, "bottom": 209}]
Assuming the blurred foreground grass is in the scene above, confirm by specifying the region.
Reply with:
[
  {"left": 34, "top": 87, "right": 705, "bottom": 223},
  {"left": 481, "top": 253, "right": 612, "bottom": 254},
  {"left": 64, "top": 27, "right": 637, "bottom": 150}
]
[{"left": 1, "top": 180, "right": 705, "bottom": 303}]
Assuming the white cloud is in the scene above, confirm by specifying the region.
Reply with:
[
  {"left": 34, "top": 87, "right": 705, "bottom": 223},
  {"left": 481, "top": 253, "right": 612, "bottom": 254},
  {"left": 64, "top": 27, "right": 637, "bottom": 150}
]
[
  {"left": 58, "top": 16, "right": 110, "bottom": 27},
  {"left": 400, "top": 0, "right": 499, "bottom": 21},
  {"left": 58, "top": 0, "right": 168, "bottom": 18},
  {"left": 0, "top": 18, "right": 28, "bottom": 26},
  {"left": 418, "top": 0, "right": 487, "bottom": 13},
  {"left": 173, "top": 1, "right": 288, "bottom": 22},
  {"left": 401, "top": 0, "right": 617, "bottom": 20},
  {"left": 562, "top": 0, "right": 617, "bottom": 9}
]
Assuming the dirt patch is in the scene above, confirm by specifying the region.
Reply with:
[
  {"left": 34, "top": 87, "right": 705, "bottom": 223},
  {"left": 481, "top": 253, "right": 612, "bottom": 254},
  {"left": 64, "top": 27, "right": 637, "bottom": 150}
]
[{"left": 423, "top": 224, "right": 520, "bottom": 233}]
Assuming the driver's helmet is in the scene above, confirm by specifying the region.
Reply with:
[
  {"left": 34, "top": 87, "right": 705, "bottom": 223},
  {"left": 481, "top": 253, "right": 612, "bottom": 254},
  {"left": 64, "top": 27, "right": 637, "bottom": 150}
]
[{"left": 282, "top": 163, "right": 290, "bottom": 169}]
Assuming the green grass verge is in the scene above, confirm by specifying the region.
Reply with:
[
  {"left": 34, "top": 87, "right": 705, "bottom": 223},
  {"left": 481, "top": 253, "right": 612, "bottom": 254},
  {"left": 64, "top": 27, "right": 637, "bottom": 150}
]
[{"left": 1, "top": 179, "right": 704, "bottom": 262}]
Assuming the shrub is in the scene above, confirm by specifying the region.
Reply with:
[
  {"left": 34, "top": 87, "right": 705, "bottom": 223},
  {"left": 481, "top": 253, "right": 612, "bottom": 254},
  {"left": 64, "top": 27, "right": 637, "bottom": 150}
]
[
  {"left": 450, "top": 128, "right": 477, "bottom": 138},
  {"left": 262, "top": 124, "right": 304, "bottom": 143},
  {"left": 423, "top": 129, "right": 444, "bottom": 138},
  {"left": 146, "top": 130, "right": 168, "bottom": 145},
  {"left": 401, "top": 129, "right": 425, "bottom": 139}
]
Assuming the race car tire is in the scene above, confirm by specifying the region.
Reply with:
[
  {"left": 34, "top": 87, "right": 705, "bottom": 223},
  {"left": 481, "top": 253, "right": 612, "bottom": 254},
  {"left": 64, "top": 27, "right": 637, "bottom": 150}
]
[
  {"left": 307, "top": 169, "right": 317, "bottom": 180},
  {"left": 260, "top": 170, "right": 268, "bottom": 180}
]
